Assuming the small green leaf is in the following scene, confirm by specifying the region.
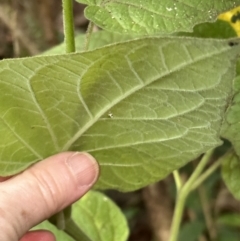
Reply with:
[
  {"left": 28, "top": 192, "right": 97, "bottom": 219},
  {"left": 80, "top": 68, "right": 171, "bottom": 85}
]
[
  {"left": 32, "top": 191, "right": 128, "bottom": 241},
  {"left": 32, "top": 221, "right": 74, "bottom": 241},
  {"left": 71, "top": 191, "right": 129, "bottom": 241},
  {"left": 0, "top": 37, "right": 239, "bottom": 191},
  {"left": 76, "top": 0, "right": 240, "bottom": 35},
  {"left": 222, "top": 151, "right": 240, "bottom": 200}
]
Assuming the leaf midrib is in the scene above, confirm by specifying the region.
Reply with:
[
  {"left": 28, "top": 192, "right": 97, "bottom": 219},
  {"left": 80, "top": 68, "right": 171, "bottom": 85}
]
[{"left": 62, "top": 41, "right": 235, "bottom": 151}]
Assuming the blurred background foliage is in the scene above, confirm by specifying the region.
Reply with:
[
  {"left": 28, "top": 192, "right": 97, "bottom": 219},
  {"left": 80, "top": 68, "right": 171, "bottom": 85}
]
[{"left": 0, "top": 1, "right": 240, "bottom": 241}]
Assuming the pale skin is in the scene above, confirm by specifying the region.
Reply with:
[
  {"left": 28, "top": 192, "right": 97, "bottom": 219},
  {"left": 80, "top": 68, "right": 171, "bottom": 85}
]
[{"left": 0, "top": 152, "right": 99, "bottom": 241}]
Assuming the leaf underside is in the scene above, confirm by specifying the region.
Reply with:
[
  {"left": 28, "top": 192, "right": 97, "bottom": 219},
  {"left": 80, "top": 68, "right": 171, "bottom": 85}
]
[
  {"left": 76, "top": 0, "right": 240, "bottom": 35},
  {"left": 0, "top": 37, "right": 239, "bottom": 191}
]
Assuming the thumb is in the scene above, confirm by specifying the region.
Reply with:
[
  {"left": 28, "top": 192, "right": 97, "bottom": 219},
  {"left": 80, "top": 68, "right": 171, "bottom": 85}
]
[{"left": 0, "top": 152, "right": 99, "bottom": 241}]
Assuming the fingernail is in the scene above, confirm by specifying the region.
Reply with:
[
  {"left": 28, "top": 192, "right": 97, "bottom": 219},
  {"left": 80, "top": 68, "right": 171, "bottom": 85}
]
[{"left": 66, "top": 152, "right": 99, "bottom": 187}]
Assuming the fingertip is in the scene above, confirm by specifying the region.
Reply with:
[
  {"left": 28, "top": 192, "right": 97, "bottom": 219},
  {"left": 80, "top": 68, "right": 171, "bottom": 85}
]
[
  {"left": 19, "top": 230, "right": 55, "bottom": 241},
  {"left": 66, "top": 152, "right": 99, "bottom": 188}
]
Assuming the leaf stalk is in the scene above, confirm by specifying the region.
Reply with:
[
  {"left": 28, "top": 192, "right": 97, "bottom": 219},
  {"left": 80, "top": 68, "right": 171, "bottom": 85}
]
[
  {"left": 173, "top": 170, "right": 182, "bottom": 192},
  {"left": 85, "top": 21, "right": 94, "bottom": 51},
  {"left": 169, "top": 149, "right": 214, "bottom": 241},
  {"left": 190, "top": 149, "right": 233, "bottom": 191}
]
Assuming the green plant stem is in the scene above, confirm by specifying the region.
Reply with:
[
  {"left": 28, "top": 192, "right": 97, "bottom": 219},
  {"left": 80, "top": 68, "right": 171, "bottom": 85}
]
[
  {"left": 62, "top": 0, "right": 75, "bottom": 53},
  {"left": 48, "top": 205, "right": 72, "bottom": 230},
  {"left": 173, "top": 170, "right": 182, "bottom": 192},
  {"left": 65, "top": 218, "right": 92, "bottom": 241},
  {"left": 85, "top": 21, "right": 94, "bottom": 51},
  {"left": 56, "top": 210, "right": 65, "bottom": 230},
  {"left": 169, "top": 149, "right": 214, "bottom": 241},
  {"left": 169, "top": 192, "right": 187, "bottom": 241}
]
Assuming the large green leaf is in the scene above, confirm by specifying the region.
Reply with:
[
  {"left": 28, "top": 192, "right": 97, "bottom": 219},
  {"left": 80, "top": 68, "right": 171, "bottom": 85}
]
[
  {"left": 71, "top": 191, "right": 129, "bottom": 241},
  {"left": 222, "top": 151, "right": 240, "bottom": 200},
  {"left": 76, "top": 0, "right": 240, "bottom": 35},
  {"left": 0, "top": 37, "right": 239, "bottom": 191},
  {"left": 32, "top": 191, "right": 128, "bottom": 241}
]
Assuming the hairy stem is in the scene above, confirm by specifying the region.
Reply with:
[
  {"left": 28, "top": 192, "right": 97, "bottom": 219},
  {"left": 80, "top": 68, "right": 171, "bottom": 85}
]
[{"left": 62, "top": 0, "right": 75, "bottom": 53}]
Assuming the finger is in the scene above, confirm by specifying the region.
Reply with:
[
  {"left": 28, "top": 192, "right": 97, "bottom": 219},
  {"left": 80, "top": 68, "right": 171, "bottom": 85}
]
[
  {"left": 0, "top": 152, "right": 99, "bottom": 241},
  {"left": 19, "top": 230, "right": 55, "bottom": 241}
]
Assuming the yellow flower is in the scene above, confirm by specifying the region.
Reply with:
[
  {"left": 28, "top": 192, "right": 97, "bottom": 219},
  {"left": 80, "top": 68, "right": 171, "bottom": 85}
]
[{"left": 218, "top": 6, "right": 240, "bottom": 36}]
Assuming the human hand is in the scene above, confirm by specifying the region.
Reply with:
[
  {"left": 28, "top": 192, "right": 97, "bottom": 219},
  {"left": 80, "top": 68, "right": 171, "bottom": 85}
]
[{"left": 0, "top": 152, "right": 99, "bottom": 241}]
